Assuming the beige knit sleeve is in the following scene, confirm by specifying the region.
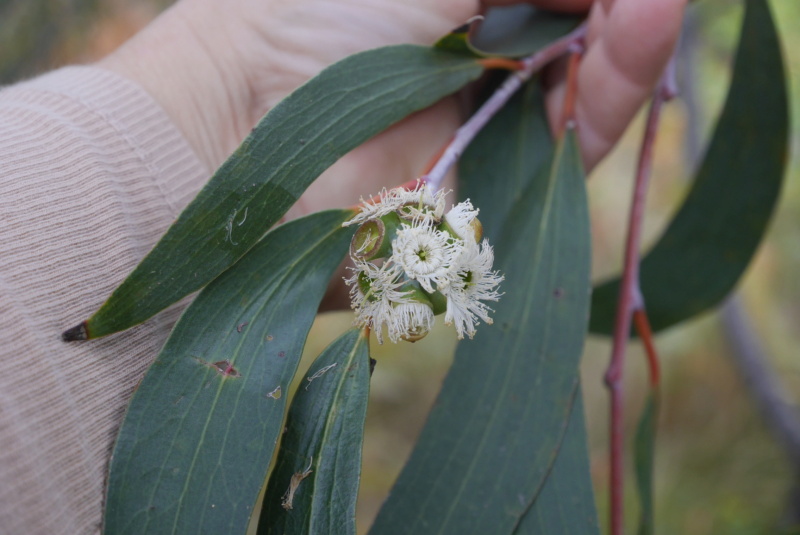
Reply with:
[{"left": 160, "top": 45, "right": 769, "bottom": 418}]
[{"left": 0, "top": 66, "right": 209, "bottom": 534}]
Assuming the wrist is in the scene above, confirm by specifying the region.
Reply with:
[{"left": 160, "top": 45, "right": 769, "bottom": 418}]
[{"left": 98, "top": 0, "right": 255, "bottom": 171}]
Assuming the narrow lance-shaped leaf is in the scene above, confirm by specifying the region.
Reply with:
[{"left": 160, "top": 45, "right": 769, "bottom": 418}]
[
  {"left": 634, "top": 393, "right": 659, "bottom": 535},
  {"left": 471, "top": 6, "right": 582, "bottom": 58},
  {"left": 65, "top": 46, "right": 484, "bottom": 340},
  {"left": 458, "top": 80, "right": 553, "bottom": 240},
  {"left": 590, "top": 0, "right": 788, "bottom": 335},
  {"left": 434, "top": 78, "right": 596, "bottom": 533},
  {"left": 103, "top": 209, "right": 354, "bottom": 535},
  {"left": 434, "top": 6, "right": 582, "bottom": 59},
  {"left": 258, "top": 328, "right": 371, "bottom": 535},
  {"left": 370, "top": 124, "right": 595, "bottom": 534},
  {"left": 512, "top": 391, "right": 598, "bottom": 534}
]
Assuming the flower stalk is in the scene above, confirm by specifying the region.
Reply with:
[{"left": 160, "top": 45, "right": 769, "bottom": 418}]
[{"left": 422, "top": 23, "right": 587, "bottom": 191}]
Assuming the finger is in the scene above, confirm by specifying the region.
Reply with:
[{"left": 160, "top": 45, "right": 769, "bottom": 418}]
[{"left": 572, "top": 0, "right": 686, "bottom": 168}]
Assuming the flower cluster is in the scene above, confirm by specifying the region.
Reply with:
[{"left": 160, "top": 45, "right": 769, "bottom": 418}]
[{"left": 343, "top": 183, "right": 503, "bottom": 343}]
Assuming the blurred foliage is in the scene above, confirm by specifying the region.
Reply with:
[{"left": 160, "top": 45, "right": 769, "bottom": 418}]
[
  {"left": 0, "top": 0, "right": 102, "bottom": 82},
  {"left": 3, "top": 0, "right": 799, "bottom": 534}
]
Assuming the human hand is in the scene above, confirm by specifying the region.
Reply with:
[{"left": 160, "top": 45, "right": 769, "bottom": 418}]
[{"left": 100, "top": 0, "right": 686, "bottom": 218}]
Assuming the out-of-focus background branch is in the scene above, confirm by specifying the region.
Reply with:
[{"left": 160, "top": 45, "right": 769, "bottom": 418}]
[{"left": 4, "top": 1, "right": 799, "bottom": 533}]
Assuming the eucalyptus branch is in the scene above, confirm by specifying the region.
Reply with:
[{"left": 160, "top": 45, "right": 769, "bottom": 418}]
[
  {"left": 422, "top": 23, "right": 587, "bottom": 191},
  {"left": 604, "top": 57, "right": 677, "bottom": 535}
]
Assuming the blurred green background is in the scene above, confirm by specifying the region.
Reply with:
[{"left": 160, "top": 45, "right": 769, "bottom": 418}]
[{"left": 4, "top": 0, "right": 798, "bottom": 533}]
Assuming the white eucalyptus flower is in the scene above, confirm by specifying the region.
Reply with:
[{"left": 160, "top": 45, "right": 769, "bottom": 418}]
[
  {"left": 344, "top": 182, "right": 502, "bottom": 343},
  {"left": 343, "top": 183, "right": 448, "bottom": 228},
  {"left": 442, "top": 239, "right": 504, "bottom": 340},
  {"left": 386, "top": 302, "right": 435, "bottom": 343},
  {"left": 345, "top": 261, "right": 412, "bottom": 344},
  {"left": 391, "top": 221, "right": 462, "bottom": 294},
  {"left": 394, "top": 184, "right": 448, "bottom": 224},
  {"left": 443, "top": 199, "right": 481, "bottom": 243},
  {"left": 343, "top": 187, "right": 406, "bottom": 227}
]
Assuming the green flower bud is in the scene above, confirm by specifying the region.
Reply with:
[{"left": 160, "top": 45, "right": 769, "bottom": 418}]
[{"left": 350, "top": 211, "right": 402, "bottom": 261}]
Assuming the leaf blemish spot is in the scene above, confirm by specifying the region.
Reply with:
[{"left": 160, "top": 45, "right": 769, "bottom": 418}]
[
  {"left": 267, "top": 385, "right": 282, "bottom": 399},
  {"left": 237, "top": 321, "right": 249, "bottom": 333},
  {"left": 224, "top": 207, "right": 247, "bottom": 245},
  {"left": 278, "top": 351, "right": 285, "bottom": 358},
  {"left": 281, "top": 457, "right": 313, "bottom": 510},
  {"left": 553, "top": 287, "right": 564, "bottom": 298},
  {"left": 266, "top": 334, "right": 274, "bottom": 342},
  {"left": 305, "top": 363, "right": 337, "bottom": 390},
  {"left": 194, "top": 357, "right": 242, "bottom": 378}
]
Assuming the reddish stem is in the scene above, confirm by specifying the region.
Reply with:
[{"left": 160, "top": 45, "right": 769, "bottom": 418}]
[
  {"left": 633, "top": 309, "right": 660, "bottom": 389},
  {"left": 560, "top": 49, "right": 583, "bottom": 134},
  {"left": 604, "top": 61, "right": 675, "bottom": 535},
  {"left": 477, "top": 57, "right": 525, "bottom": 71}
]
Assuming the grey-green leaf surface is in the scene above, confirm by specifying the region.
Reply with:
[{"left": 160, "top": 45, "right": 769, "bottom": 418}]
[
  {"left": 513, "top": 392, "right": 598, "bottom": 534},
  {"left": 590, "top": 0, "right": 788, "bottom": 335},
  {"left": 103, "top": 210, "right": 354, "bottom": 535},
  {"left": 458, "top": 80, "right": 553, "bottom": 240},
  {"left": 471, "top": 6, "right": 582, "bottom": 58},
  {"left": 634, "top": 392, "right": 658, "bottom": 535},
  {"left": 434, "top": 6, "right": 581, "bottom": 59},
  {"left": 70, "top": 46, "right": 483, "bottom": 340},
  {"left": 370, "top": 127, "right": 595, "bottom": 534},
  {"left": 258, "top": 328, "right": 370, "bottom": 535}
]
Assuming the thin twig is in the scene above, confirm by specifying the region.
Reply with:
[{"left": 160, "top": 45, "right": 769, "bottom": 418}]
[
  {"left": 423, "top": 24, "right": 587, "bottom": 191},
  {"left": 559, "top": 48, "right": 583, "bottom": 134},
  {"left": 604, "top": 59, "right": 676, "bottom": 535}
]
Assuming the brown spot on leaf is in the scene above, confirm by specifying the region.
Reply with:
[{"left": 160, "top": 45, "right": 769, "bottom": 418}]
[
  {"left": 194, "top": 357, "right": 241, "bottom": 378},
  {"left": 281, "top": 458, "right": 313, "bottom": 510}
]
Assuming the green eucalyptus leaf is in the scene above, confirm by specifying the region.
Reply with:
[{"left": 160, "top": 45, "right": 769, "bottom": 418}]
[
  {"left": 471, "top": 6, "right": 583, "bottom": 58},
  {"left": 459, "top": 80, "right": 553, "bottom": 240},
  {"left": 435, "top": 6, "right": 582, "bottom": 59},
  {"left": 65, "top": 45, "right": 484, "bottom": 340},
  {"left": 634, "top": 392, "right": 659, "bottom": 535},
  {"left": 590, "top": 0, "right": 788, "bottom": 334},
  {"left": 434, "top": 17, "right": 483, "bottom": 57},
  {"left": 258, "top": 328, "right": 371, "bottom": 535},
  {"left": 370, "top": 126, "right": 595, "bottom": 534},
  {"left": 513, "top": 392, "right": 599, "bottom": 534},
  {"left": 103, "top": 210, "right": 354, "bottom": 535}
]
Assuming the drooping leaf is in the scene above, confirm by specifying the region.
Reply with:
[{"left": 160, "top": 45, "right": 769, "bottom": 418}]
[
  {"left": 634, "top": 392, "right": 659, "bottom": 535},
  {"left": 471, "top": 6, "right": 582, "bottom": 58},
  {"left": 103, "top": 210, "right": 354, "bottom": 535},
  {"left": 433, "top": 16, "right": 483, "bottom": 57},
  {"left": 258, "top": 328, "right": 370, "bottom": 535},
  {"left": 513, "top": 392, "right": 599, "bottom": 534},
  {"left": 434, "top": 6, "right": 582, "bottom": 59},
  {"left": 65, "top": 46, "right": 484, "bottom": 340},
  {"left": 370, "top": 125, "right": 595, "bottom": 533},
  {"left": 590, "top": 0, "right": 789, "bottom": 334}
]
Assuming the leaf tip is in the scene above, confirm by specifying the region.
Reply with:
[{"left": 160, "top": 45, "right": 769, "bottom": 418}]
[{"left": 62, "top": 321, "right": 89, "bottom": 342}]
